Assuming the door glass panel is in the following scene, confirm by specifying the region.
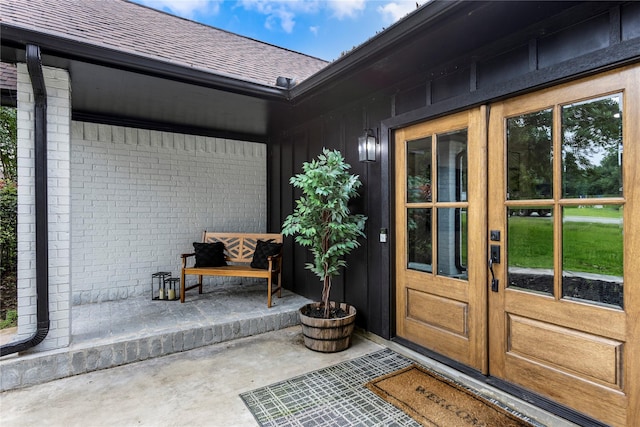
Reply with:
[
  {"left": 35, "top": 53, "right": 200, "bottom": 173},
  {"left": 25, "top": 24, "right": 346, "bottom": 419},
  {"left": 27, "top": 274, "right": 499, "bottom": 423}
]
[
  {"left": 407, "top": 208, "right": 432, "bottom": 272},
  {"left": 507, "top": 207, "right": 554, "bottom": 295},
  {"left": 562, "top": 206, "right": 623, "bottom": 308},
  {"left": 507, "top": 109, "right": 553, "bottom": 200},
  {"left": 437, "top": 129, "right": 468, "bottom": 202},
  {"left": 407, "top": 137, "right": 432, "bottom": 203},
  {"left": 562, "top": 94, "right": 623, "bottom": 199},
  {"left": 437, "top": 208, "right": 468, "bottom": 279}
]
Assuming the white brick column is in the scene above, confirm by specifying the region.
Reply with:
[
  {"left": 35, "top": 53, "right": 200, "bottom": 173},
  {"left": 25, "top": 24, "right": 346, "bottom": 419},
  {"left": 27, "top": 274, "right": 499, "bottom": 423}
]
[{"left": 16, "top": 64, "right": 71, "bottom": 351}]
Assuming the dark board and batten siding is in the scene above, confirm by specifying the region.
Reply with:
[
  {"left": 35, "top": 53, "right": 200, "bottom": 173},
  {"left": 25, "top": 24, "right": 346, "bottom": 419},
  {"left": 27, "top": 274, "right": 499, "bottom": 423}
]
[{"left": 270, "top": 2, "right": 640, "bottom": 338}]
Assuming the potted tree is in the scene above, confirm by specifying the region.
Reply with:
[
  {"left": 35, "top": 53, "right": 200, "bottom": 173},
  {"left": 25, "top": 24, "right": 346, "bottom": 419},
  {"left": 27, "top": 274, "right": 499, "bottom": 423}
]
[{"left": 282, "top": 148, "right": 367, "bottom": 352}]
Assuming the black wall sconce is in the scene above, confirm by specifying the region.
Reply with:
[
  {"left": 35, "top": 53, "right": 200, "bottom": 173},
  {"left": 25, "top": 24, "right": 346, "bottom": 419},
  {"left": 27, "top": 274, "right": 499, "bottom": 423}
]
[{"left": 358, "top": 128, "right": 377, "bottom": 162}]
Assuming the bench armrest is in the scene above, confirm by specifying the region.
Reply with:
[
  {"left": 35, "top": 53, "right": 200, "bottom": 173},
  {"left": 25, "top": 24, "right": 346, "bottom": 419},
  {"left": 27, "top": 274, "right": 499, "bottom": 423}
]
[
  {"left": 181, "top": 253, "right": 195, "bottom": 268},
  {"left": 267, "top": 252, "right": 283, "bottom": 272}
]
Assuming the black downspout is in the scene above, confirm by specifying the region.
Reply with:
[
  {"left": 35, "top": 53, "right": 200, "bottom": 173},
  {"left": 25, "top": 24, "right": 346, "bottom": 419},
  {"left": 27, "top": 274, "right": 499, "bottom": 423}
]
[{"left": 1, "top": 44, "right": 50, "bottom": 356}]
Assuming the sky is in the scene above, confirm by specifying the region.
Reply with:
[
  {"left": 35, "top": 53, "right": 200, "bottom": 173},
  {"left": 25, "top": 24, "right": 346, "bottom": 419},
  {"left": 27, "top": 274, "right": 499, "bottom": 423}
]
[{"left": 131, "top": 0, "right": 425, "bottom": 61}]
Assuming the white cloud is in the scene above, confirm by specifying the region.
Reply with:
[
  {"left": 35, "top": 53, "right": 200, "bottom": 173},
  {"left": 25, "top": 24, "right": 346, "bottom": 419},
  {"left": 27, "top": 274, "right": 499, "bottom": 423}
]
[
  {"left": 239, "top": 0, "right": 365, "bottom": 30},
  {"left": 309, "top": 25, "right": 320, "bottom": 36},
  {"left": 238, "top": 0, "right": 324, "bottom": 33},
  {"left": 136, "top": 0, "right": 219, "bottom": 18},
  {"left": 377, "top": 1, "right": 420, "bottom": 24},
  {"left": 266, "top": 8, "right": 296, "bottom": 33},
  {"left": 326, "top": 0, "right": 365, "bottom": 20}
]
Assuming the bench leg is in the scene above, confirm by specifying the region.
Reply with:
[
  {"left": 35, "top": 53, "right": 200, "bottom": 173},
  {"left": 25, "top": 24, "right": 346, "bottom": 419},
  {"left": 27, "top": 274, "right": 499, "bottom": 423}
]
[
  {"left": 181, "top": 272, "right": 205, "bottom": 302},
  {"left": 267, "top": 276, "right": 272, "bottom": 308}
]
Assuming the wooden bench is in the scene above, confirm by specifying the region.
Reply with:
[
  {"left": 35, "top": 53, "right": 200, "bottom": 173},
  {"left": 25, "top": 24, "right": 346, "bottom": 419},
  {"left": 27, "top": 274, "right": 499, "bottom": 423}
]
[{"left": 180, "top": 232, "right": 283, "bottom": 307}]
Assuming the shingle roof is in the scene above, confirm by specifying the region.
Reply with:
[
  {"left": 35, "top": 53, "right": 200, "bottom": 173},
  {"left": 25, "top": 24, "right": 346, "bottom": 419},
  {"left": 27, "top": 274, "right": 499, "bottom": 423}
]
[
  {"left": 0, "top": 0, "right": 329, "bottom": 88},
  {"left": 0, "top": 63, "right": 17, "bottom": 91}
]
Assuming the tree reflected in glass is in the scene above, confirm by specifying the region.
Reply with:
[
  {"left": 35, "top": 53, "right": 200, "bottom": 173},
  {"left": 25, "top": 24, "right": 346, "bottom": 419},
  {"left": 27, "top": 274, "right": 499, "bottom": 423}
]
[
  {"left": 562, "top": 94, "right": 622, "bottom": 199},
  {"left": 507, "top": 110, "right": 553, "bottom": 200}
]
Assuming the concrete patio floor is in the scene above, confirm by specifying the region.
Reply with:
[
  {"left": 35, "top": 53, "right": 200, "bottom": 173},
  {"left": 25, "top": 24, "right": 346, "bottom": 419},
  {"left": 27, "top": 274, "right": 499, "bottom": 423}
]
[
  {"left": 0, "top": 281, "right": 312, "bottom": 392},
  {"left": 0, "top": 282, "right": 579, "bottom": 426}
]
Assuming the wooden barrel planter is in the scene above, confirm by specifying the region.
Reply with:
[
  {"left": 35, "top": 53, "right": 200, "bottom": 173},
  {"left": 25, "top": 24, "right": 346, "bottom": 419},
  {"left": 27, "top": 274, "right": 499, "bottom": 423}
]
[{"left": 299, "top": 302, "right": 357, "bottom": 353}]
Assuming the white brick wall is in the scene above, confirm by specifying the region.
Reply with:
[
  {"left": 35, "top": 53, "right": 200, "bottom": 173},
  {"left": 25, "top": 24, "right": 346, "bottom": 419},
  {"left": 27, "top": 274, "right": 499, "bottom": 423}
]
[
  {"left": 16, "top": 64, "right": 71, "bottom": 351},
  {"left": 70, "top": 122, "right": 267, "bottom": 304}
]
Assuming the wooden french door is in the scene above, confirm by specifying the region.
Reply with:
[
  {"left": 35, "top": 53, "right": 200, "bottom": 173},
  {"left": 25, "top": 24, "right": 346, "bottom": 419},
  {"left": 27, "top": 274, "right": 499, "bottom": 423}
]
[
  {"left": 395, "top": 108, "right": 488, "bottom": 372},
  {"left": 395, "top": 65, "right": 639, "bottom": 426},
  {"left": 487, "top": 66, "right": 639, "bottom": 427}
]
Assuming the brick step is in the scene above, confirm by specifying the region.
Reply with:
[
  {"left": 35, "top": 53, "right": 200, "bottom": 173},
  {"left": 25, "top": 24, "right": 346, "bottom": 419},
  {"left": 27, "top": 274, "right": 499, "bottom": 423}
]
[{"left": 0, "top": 308, "right": 300, "bottom": 392}]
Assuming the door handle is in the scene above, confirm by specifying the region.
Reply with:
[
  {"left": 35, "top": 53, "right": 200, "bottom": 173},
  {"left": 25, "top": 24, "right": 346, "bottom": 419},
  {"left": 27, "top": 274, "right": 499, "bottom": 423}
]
[
  {"left": 489, "top": 248, "right": 499, "bottom": 292},
  {"left": 490, "top": 244, "right": 501, "bottom": 264}
]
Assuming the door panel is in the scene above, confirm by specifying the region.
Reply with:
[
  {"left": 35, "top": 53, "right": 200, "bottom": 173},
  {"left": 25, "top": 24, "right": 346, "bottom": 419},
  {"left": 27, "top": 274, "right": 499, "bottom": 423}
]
[
  {"left": 488, "top": 65, "right": 639, "bottom": 427},
  {"left": 395, "top": 108, "right": 487, "bottom": 372},
  {"left": 506, "top": 314, "right": 623, "bottom": 388},
  {"left": 406, "top": 290, "right": 468, "bottom": 335}
]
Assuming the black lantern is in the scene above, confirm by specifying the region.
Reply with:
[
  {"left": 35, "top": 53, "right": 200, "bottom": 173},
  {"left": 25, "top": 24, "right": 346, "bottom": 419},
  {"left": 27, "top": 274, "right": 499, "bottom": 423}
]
[
  {"left": 358, "top": 129, "right": 376, "bottom": 162},
  {"left": 165, "top": 278, "right": 180, "bottom": 301},
  {"left": 151, "top": 271, "right": 171, "bottom": 300}
]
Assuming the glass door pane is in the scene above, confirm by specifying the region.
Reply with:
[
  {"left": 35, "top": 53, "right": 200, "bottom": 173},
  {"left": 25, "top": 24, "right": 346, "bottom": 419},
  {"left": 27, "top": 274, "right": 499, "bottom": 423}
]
[
  {"left": 407, "top": 208, "right": 432, "bottom": 272},
  {"left": 561, "top": 207, "right": 623, "bottom": 308},
  {"left": 437, "top": 129, "right": 467, "bottom": 202},
  {"left": 507, "top": 207, "right": 554, "bottom": 295},
  {"left": 506, "top": 110, "right": 553, "bottom": 200},
  {"left": 561, "top": 94, "right": 623, "bottom": 199},
  {"left": 437, "top": 207, "right": 468, "bottom": 279},
  {"left": 407, "top": 137, "right": 432, "bottom": 203}
]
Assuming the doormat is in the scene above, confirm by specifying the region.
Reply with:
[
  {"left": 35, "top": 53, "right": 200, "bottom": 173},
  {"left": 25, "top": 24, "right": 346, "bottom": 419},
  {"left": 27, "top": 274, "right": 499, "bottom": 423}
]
[
  {"left": 366, "top": 364, "right": 534, "bottom": 427},
  {"left": 240, "top": 349, "right": 542, "bottom": 427}
]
